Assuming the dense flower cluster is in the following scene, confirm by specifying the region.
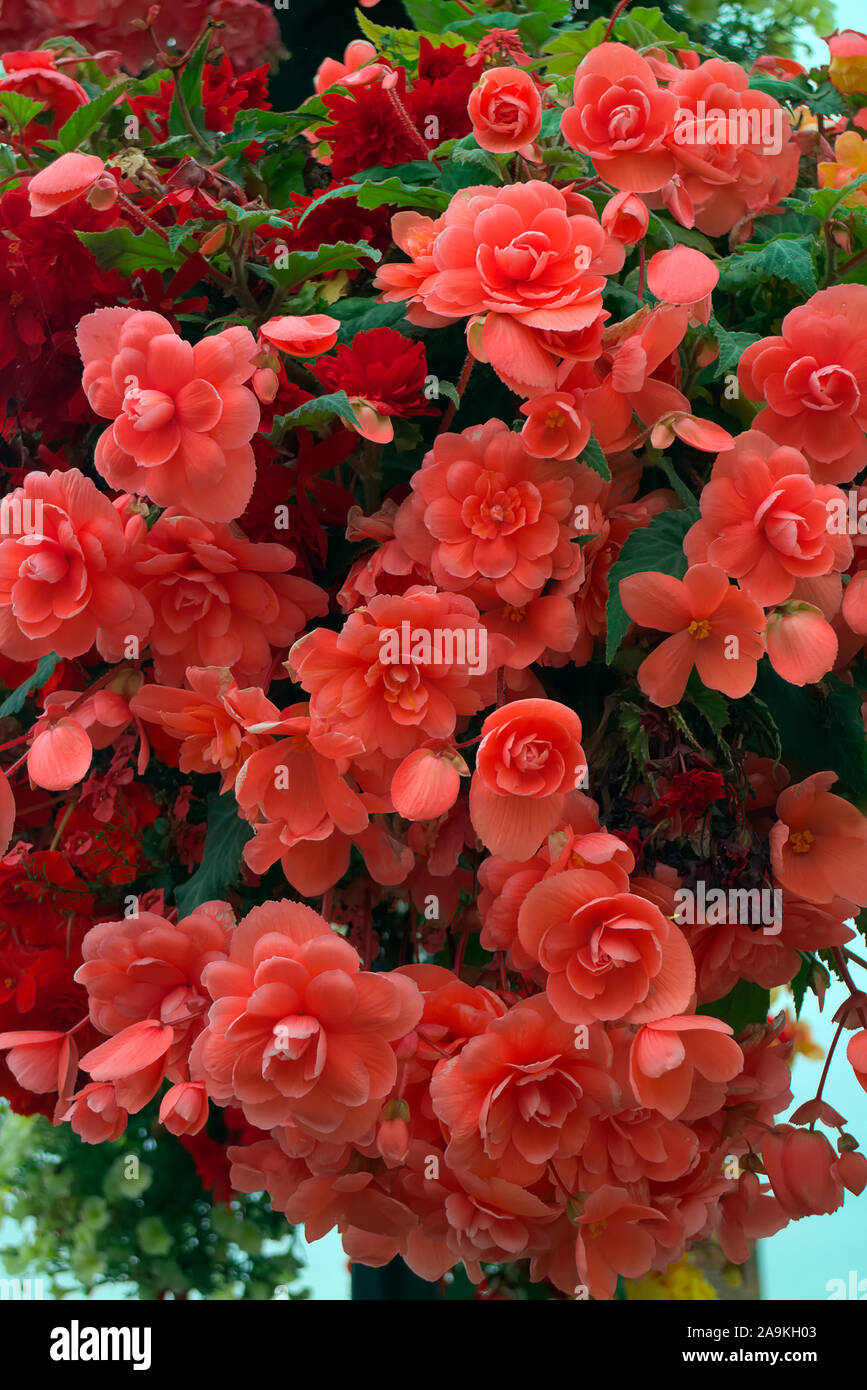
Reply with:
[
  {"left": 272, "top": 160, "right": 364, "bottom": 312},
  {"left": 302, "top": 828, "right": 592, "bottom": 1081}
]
[{"left": 1, "top": 2, "right": 867, "bottom": 1302}]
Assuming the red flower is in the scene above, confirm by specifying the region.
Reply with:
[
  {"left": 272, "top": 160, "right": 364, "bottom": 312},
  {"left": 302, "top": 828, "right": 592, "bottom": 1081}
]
[{"left": 312, "top": 327, "right": 436, "bottom": 422}]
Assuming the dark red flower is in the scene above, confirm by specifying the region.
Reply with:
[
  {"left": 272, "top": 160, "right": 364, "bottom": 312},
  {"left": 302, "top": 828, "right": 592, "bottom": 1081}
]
[
  {"left": 655, "top": 769, "right": 727, "bottom": 830},
  {"left": 312, "top": 327, "right": 437, "bottom": 421}
]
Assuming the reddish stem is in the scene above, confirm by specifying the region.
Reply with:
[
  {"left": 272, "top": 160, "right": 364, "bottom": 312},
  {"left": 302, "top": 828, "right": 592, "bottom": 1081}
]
[{"left": 603, "top": 0, "right": 632, "bottom": 41}]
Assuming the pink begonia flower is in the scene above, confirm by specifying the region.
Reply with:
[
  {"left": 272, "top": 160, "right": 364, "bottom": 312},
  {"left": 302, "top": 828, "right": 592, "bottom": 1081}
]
[
  {"left": 469, "top": 698, "right": 586, "bottom": 860},
  {"left": 574, "top": 1184, "right": 662, "bottom": 1300},
  {"left": 314, "top": 41, "right": 378, "bottom": 95},
  {"left": 629, "top": 1015, "right": 743, "bottom": 1120},
  {"left": 55, "top": 1082, "right": 128, "bottom": 1144},
  {"left": 393, "top": 420, "right": 585, "bottom": 606},
  {"left": 519, "top": 392, "right": 590, "bottom": 461},
  {"left": 80, "top": 1017, "right": 174, "bottom": 1112},
  {"left": 842, "top": 568, "right": 867, "bottom": 633},
  {"left": 561, "top": 44, "right": 679, "bottom": 192},
  {"left": 766, "top": 605, "right": 838, "bottom": 686},
  {"left": 27, "top": 715, "right": 93, "bottom": 791},
  {"left": 0, "top": 1029, "right": 78, "bottom": 1096},
  {"left": 0, "top": 769, "right": 14, "bottom": 858},
  {"left": 649, "top": 413, "right": 734, "bottom": 452},
  {"left": 600, "top": 191, "right": 649, "bottom": 246},
  {"left": 133, "top": 510, "right": 329, "bottom": 687},
  {"left": 77, "top": 308, "right": 260, "bottom": 522},
  {"left": 159, "top": 1081, "right": 210, "bottom": 1136},
  {"left": 761, "top": 1125, "right": 847, "bottom": 1218},
  {"left": 480, "top": 592, "right": 579, "bottom": 670},
  {"left": 0, "top": 468, "right": 151, "bottom": 663},
  {"left": 259, "top": 314, "right": 340, "bottom": 358},
  {"left": 646, "top": 245, "right": 719, "bottom": 304},
  {"left": 190, "top": 899, "right": 424, "bottom": 1137},
  {"left": 468, "top": 66, "right": 542, "bottom": 155},
  {"left": 131, "top": 667, "right": 280, "bottom": 792},
  {"left": 390, "top": 746, "right": 468, "bottom": 821},
  {"left": 28, "top": 151, "right": 106, "bottom": 217},
  {"left": 288, "top": 586, "right": 510, "bottom": 760}
]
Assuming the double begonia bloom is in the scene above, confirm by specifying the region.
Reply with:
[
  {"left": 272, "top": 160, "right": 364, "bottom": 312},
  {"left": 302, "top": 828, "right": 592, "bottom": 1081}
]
[
  {"left": 562, "top": 44, "right": 679, "bottom": 191},
  {"left": 77, "top": 308, "right": 260, "bottom": 522},
  {"left": 663, "top": 58, "right": 799, "bottom": 237},
  {"left": 761, "top": 1125, "right": 847, "bottom": 1218},
  {"left": 375, "top": 182, "right": 623, "bottom": 394},
  {"left": 467, "top": 66, "right": 542, "bottom": 155},
  {"left": 430, "top": 995, "right": 618, "bottom": 1185},
  {"left": 0, "top": 468, "right": 151, "bottom": 663},
  {"left": 517, "top": 866, "right": 695, "bottom": 1024},
  {"left": 0, "top": 50, "right": 89, "bottom": 144},
  {"left": 133, "top": 510, "right": 328, "bottom": 687},
  {"left": 191, "top": 899, "right": 423, "bottom": 1136},
  {"left": 826, "top": 29, "right": 867, "bottom": 95},
  {"left": 619, "top": 563, "right": 766, "bottom": 706},
  {"left": 628, "top": 1015, "right": 743, "bottom": 1120},
  {"left": 470, "top": 699, "right": 586, "bottom": 860},
  {"left": 685, "top": 430, "right": 852, "bottom": 605},
  {"left": 394, "top": 420, "right": 584, "bottom": 606},
  {"left": 737, "top": 287, "right": 867, "bottom": 483},
  {"left": 80, "top": 1017, "right": 173, "bottom": 1113},
  {"left": 131, "top": 667, "right": 280, "bottom": 791},
  {"left": 75, "top": 902, "right": 233, "bottom": 1070},
  {"left": 288, "top": 586, "right": 508, "bottom": 760},
  {"left": 770, "top": 771, "right": 867, "bottom": 906}
]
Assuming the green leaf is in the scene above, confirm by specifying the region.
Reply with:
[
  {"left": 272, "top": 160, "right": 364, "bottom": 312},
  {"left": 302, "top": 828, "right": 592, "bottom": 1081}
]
[
  {"left": 709, "top": 315, "right": 761, "bottom": 376},
  {"left": 0, "top": 653, "right": 59, "bottom": 716},
  {"left": 298, "top": 177, "right": 449, "bottom": 225},
  {"left": 168, "top": 28, "right": 210, "bottom": 142},
  {"left": 717, "top": 236, "right": 818, "bottom": 298},
  {"left": 683, "top": 677, "right": 729, "bottom": 733},
  {"left": 752, "top": 667, "right": 867, "bottom": 806},
  {"left": 580, "top": 431, "right": 611, "bottom": 482},
  {"left": 218, "top": 108, "right": 313, "bottom": 159},
  {"left": 271, "top": 392, "right": 360, "bottom": 434},
  {"left": 174, "top": 791, "right": 252, "bottom": 916},
  {"left": 0, "top": 92, "right": 45, "bottom": 128},
  {"left": 76, "top": 225, "right": 181, "bottom": 275},
  {"left": 55, "top": 84, "right": 125, "bottom": 152},
  {"left": 328, "top": 297, "right": 414, "bottom": 342},
  {"left": 791, "top": 953, "right": 816, "bottom": 1019},
  {"left": 656, "top": 455, "right": 698, "bottom": 508},
  {"left": 253, "top": 239, "right": 381, "bottom": 289},
  {"left": 648, "top": 213, "right": 716, "bottom": 255},
  {"left": 605, "top": 508, "right": 697, "bottom": 663},
  {"left": 698, "top": 980, "right": 770, "bottom": 1035}
]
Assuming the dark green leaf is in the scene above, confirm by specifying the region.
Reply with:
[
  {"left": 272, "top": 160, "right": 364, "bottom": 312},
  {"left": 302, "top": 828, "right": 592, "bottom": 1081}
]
[
  {"left": 605, "top": 508, "right": 697, "bottom": 662},
  {"left": 698, "top": 980, "right": 771, "bottom": 1035},
  {"left": 0, "top": 652, "right": 59, "bottom": 716},
  {"left": 76, "top": 226, "right": 181, "bottom": 275},
  {"left": 174, "top": 790, "right": 251, "bottom": 915},
  {"left": 55, "top": 84, "right": 125, "bottom": 152}
]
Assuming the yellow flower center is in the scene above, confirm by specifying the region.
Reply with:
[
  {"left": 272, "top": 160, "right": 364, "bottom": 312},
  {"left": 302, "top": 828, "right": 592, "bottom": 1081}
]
[
  {"left": 790, "top": 829, "right": 815, "bottom": 854},
  {"left": 688, "top": 618, "right": 711, "bottom": 640},
  {"left": 545, "top": 410, "right": 565, "bottom": 430},
  {"left": 502, "top": 604, "right": 527, "bottom": 623},
  {"left": 586, "top": 1220, "right": 608, "bottom": 1240}
]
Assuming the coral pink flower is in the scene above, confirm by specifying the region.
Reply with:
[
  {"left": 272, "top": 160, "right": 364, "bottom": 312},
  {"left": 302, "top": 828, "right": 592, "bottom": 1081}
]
[
  {"left": 470, "top": 698, "right": 586, "bottom": 859},
  {"left": 376, "top": 182, "right": 622, "bottom": 394},
  {"left": 761, "top": 1125, "right": 846, "bottom": 1218},
  {"left": 0, "top": 769, "right": 14, "bottom": 860},
  {"left": 518, "top": 392, "right": 590, "bottom": 460},
  {"left": 842, "top": 568, "right": 867, "bottom": 634},
  {"left": 0, "top": 1029, "right": 77, "bottom": 1095},
  {"left": 55, "top": 1082, "right": 127, "bottom": 1143},
  {"left": 646, "top": 246, "right": 718, "bottom": 305},
  {"left": 480, "top": 593, "right": 579, "bottom": 670},
  {"left": 289, "top": 586, "right": 507, "bottom": 760},
  {"left": 629, "top": 1015, "right": 743, "bottom": 1120},
  {"left": 574, "top": 1184, "right": 661, "bottom": 1300},
  {"left": 77, "top": 308, "right": 260, "bottom": 522},
  {"left": 737, "top": 287, "right": 867, "bottom": 483},
  {"left": 27, "top": 713, "right": 92, "bottom": 791},
  {"left": 619, "top": 563, "right": 766, "bottom": 706},
  {"left": 192, "top": 899, "right": 423, "bottom": 1135},
  {"left": 770, "top": 771, "right": 867, "bottom": 905},
  {"left": 314, "top": 40, "right": 378, "bottom": 94},
  {"left": 131, "top": 667, "right": 279, "bottom": 791},
  {"left": 394, "top": 420, "right": 584, "bottom": 605},
  {"left": 663, "top": 58, "right": 798, "bottom": 236},
  {"left": 159, "top": 1080, "right": 210, "bottom": 1135},
  {"left": 562, "top": 43, "right": 679, "bottom": 191},
  {"left": 517, "top": 866, "right": 695, "bottom": 1024},
  {"left": 0, "top": 49, "right": 89, "bottom": 144},
  {"left": 134, "top": 510, "right": 328, "bottom": 687},
  {"left": 765, "top": 604, "right": 837, "bottom": 685},
  {"left": 80, "top": 1017, "right": 173, "bottom": 1112},
  {"left": 0, "top": 468, "right": 151, "bottom": 663},
  {"left": 847, "top": 1031, "right": 867, "bottom": 1092},
  {"left": 391, "top": 746, "right": 468, "bottom": 821},
  {"left": 75, "top": 902, "right": 233, "bottom": 1063},
  {"left": 826, "top": 29, "right": 867, "bottom": 95},
  {"left": 259, "top": 313, "right": 340, "bottom": 358},
  {"left": 28, "top": 151, "right": 106, "bottom": 217},
  {"left": 716, "top": 1171, "right": 787, "bottom": 1264},
  {"left": 684, "top": 430, "right": 852, "bottom": 605},
  {"left": 467, "top": 66, "right": 542, "bottom": 155},
  {"left": 600, "top": 191, "right": 649, "bottom": 246},
  {"left": 430, "top": 995, "right": 617, "bottom": 1185}
]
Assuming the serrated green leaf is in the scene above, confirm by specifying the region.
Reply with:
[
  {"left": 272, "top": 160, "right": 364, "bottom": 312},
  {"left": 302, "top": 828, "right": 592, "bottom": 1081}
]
[
  {"left": 605, "top": 508, "right": 697, "bottom": 663},
  {"left": 717, "top": 236, "right": 817, "bottom": 298},
  {"left": 298, "top": 177, "right": 449, "bottom": 225},
  {"left": 698, "top": 980, "right": 770, "bottom": 1035},
  {"left": 76, "top": 225, "right": 183, "bottom": 274},
  {"left": 708, "top": 315, "right": 762, "bottom": 376},
  {"left": 580, "top": 430, "right": 611, "bottom": 482},
  {"left": 174, "top": 790, "right": 252, "bottom": 916},
  {"left": 55, "top": 84, "right": 125, "bottom": 152},
  {"left": 271, "top": 392, "right": 360, "bottom": 434},
  {"left": 0, "top": 653, "right": 59, "bottom": 716},
  {"left": 0, "top": 92, "right": 45, "bottom": 128},
  {"left": 253, "top": 239, "right": 381, "bottom": 289}
]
